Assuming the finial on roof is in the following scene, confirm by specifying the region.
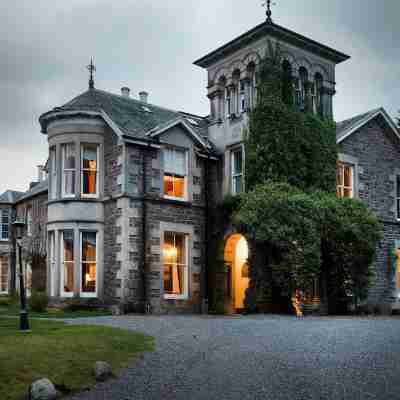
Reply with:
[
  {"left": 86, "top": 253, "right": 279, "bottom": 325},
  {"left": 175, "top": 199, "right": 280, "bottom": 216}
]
[
  {"left": 86, "top": 57, "right": 96, "bottom": 89},
  {"left": 262, "top": 0, "right": 275, "bottom": 23}
]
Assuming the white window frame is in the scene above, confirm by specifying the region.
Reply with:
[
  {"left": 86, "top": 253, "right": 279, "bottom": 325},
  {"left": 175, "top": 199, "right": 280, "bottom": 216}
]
[
  {"left": 337, "top": 162, "right": 354, "bottom": 199},
  {"left": 231, "top": 146, "right": 245, "bottom": 195},
  {"left": 81, "top": 144, "right": 100, "bottom": 198},
  {"left": 50, "top": 147, "right": 57, "bottom": 200},
  {"left": 163, "top": 232, "right": 189, "bottom": 300},
  {"left": 49, "top": 231, "right": 56, "bottom": 297},
  {"left": 163, "top": 147, "right": 188, "bottom": 202},
  {"left": 62, "top": 143, "right": 76, "bottom": 198},
  {"left": 61, "top": 230, "right": 74, "bottom": 298},
  {"left": 26, "top": 207, "right": 32, "bottom": 237},
  {"left": 0, "top": 209, "right": 9, "bottom": 241},
  {"left": 80, "top": 231, "right": 98, "bottom": 298},
  {"left": 0, "top": 258, "right": 8, "bottom": 294}
]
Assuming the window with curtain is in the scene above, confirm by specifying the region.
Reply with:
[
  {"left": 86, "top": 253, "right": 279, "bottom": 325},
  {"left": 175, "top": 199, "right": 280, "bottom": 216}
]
[
  {"left": 50, "top": 147, "right": 57, "bottom": 199},
  {"left": 62, "top": 143, "right": 76, "bottom": 197},
  {"left": 81, "top": 145, "right": 98, "bottom": 196},
  {"left": 0, "top": 257, "right": 8, "bottom": 293},
  {"left": 163, "top": 148, "right": 187, "bottom": 200},
  {"left": 81, "top": 232, "right": 97, "bottom": 295},
  {"left": 62, "top": 230, "right": 74, "bottom": 296},
  {"left": 163, "top": 231, "right": 188, "bottom": 298},
  {"left": 337, "top": 162, "right": 354, "bottom": 198},
  {"left": 0, "top": 209, "right": 9, "bottom": 241},
  {"left": 231, "top": 148, "right": 244, "bottom": 195}
]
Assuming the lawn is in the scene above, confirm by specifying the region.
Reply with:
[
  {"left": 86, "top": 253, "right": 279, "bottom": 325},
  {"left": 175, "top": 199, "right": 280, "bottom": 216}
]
[{"left": 0, "top": 318, "right": 154, "bottom": 400}]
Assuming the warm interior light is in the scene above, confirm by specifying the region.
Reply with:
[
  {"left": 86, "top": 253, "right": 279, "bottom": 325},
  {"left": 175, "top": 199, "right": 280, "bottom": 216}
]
[{"left": 163, "top": 245, "right": 178, "bottom": 259}]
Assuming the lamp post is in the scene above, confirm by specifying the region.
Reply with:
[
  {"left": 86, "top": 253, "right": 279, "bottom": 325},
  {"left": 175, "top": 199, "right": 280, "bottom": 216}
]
[{"left": 13, "top": 220, "right": 30, "bottom": 332}]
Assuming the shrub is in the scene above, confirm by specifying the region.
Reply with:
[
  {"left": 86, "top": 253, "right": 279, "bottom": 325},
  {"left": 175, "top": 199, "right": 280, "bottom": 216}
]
[{"left": 29, "top": 291, "right": 49, "bottom": 313}]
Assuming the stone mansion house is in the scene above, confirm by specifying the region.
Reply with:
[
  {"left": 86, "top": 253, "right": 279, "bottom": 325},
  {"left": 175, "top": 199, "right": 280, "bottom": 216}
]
[{"left": 1, "top": 14, "right": 399, "bottom": 314}]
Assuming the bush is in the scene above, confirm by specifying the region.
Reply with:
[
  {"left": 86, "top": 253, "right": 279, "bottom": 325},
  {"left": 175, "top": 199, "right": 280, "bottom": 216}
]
[{"left": 29, "top": 291, "right": 49, "bottom": 313}]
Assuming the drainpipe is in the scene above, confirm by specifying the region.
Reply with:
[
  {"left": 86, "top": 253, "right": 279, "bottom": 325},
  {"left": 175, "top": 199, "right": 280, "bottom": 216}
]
[{"left": 203, "top": 154, "right": 211, "bottom": 314}]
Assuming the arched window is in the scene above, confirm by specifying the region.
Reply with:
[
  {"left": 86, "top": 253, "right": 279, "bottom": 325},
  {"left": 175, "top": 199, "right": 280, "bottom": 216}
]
[
  {"left": 218, "top": 76, "right": 227, "bottom": 120},
  {"left": 247, "top": 62, "right": 256, "bottom": 109},
  {"left": 315, "top": 73, "right": 324, "bottom": 117},
  {"left": 282, "top": 60, "right": 293, "bottom": 106},
  {"left": 298, "top": 67, "right": 308, "bottom": 111},
  {"left": 232, "top": 69, "right": 241, "bottom": 116}
]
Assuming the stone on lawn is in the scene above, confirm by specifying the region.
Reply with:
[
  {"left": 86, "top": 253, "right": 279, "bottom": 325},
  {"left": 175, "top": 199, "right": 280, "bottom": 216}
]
[
  {"left": 29, "top": 378, "right": 57, "bottom": 400},
  {"left": 94, "top": 361, "right": 112, "bottom": 382}
]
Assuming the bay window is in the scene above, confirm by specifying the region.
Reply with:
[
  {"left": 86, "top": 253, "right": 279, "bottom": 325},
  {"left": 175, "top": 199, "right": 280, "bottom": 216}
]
[
  {"left": 0, "top": 209, "right": 9, "bottom": 241},
  {"left": 163, "top": 148, "right": 187, "bottom": 200},
  {"left": 337, "top": 162, "right": 354, "bottom": 198},
  {"left": 231, "top": 147, "right": 244, "bottom": 195},
  {"left": 81, "top": 145, "right": 99, "bottom": 197},
  {"left": 81, "top": 231, "right": 97, "bottom": 296},
  {"left": 163, "top": 231, "right": 188, "bottom": 299},
  {"left": 62, "top": 143, "right": 76, "bottom": 197},
  {"left": 61, "top": 230, "right": 74, "bottom": 297}
]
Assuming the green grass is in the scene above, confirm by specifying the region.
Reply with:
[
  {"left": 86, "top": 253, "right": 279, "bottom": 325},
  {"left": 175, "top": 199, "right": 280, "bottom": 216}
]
[{"left": 0, "top": 318, "right": 154, "bottom": 400}]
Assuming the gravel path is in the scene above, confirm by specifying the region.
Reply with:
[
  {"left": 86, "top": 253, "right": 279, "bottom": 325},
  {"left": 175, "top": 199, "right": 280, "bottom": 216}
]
[{"left": 65, "top": 315, "right": 400, "bottom": 400}]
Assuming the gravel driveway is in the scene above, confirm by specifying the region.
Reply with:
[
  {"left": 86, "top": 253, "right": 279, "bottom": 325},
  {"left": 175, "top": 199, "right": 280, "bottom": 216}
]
[{"left": 66, "top": 315, "right": 400, "bottom": 400}]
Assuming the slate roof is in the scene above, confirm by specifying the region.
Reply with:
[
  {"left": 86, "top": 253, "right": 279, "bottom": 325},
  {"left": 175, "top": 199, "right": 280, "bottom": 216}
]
[
  {"left": 0, "top": 190, "right": 25, "bottom": 204},
  {"left": 40, "top": 89, "right": 212, "bottom": 149},
  {"left": 194, "top": 20, "right": 350, "bottom": 68},
  {"left": 14, "top": 180, "right": 48, "bottom": 204},
  {"left": 336, "top": 108, "right": 399, "bottom": 143}
]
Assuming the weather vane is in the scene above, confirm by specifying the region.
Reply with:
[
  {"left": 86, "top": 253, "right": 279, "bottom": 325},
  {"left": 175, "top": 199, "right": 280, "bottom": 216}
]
[
  {"left": 262, "top": 0, "right": 276, "bottom": 23},
  {"left": 86, "top": 57, "right": 96, "bottom": 89}
]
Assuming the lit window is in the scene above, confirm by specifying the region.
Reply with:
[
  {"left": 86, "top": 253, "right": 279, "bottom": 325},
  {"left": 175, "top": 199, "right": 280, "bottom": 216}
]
[
  {"left": 163, "top": 148, "right": 187, "bottom": 200},
  {"left": 81, "top": 232, "right": 97, "bottom": 296},
  {"left": 231, "top": 148, "right": 244, "bottom": 195},
  {"left": 62, "top": 230, "right": 74, "bottom": 297},
  {"left": 0, "top": 209, "right": 9, "bottom": 241},
  {"left": 0, "top": 257, "right": 8, "bottom": 294},
  {"left": 81, "top": 145, "right": 99, "bottom": 197},
  {"left": 26, "top": 208, "right": 32, "bottom": 236},
  {"left": 337, "top": 162, "right": 354, "bottom": 198},
  {"left": 50, "top": 147, "right": 57, "bottom": 199},
  {"left": 62, "top": 143, "right": 76, "bottom": 197},
  {"left": 396, "top": 175, "right": 400, "bottom": 220},
  {"left": 163, "top": 231, "right": 188, "bottom": 298}
]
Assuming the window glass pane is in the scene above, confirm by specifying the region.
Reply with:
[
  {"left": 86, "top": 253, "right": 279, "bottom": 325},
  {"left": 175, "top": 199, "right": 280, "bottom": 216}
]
[
  {"left": 163, "top": 265, "right": 184, "bottom": 295},
  {"left": 63, "top": 171, "right": 76, "bottom": 195},
  {"left": 82, "top": 263, "right": 96, "bottom": 293},
  {"left": 82, "top": 146, "right": 97, "bottom": 170},
  {"left": 63, "top": 231, "right": 74, "bottom": 262},
  {"left": 64, "top": 144, "right": 76, "bottom": 169},
  {"left": 83, "top": 171, "right": 97, "bottom": 195},
  {"left": 164, "top": 174, "right": 174, "bottom": 197},
  {"left": 164, "top": 149, "right": 186, "bottom": 176},
  {"left": 0, "top": 257, "right": 8, "bottom": 292},
  {"left": 163, "top": 232, "right": 186, "bottom": 296},
  {"left": 344, "top": 166, "right": 352, "bottom": 187},
  {"left": 82, "top": 232, "right": 97, "bottom": 262},
  {"left": 2, "top": 210, "right": 9, "bottom": 224},
  {"left": 233, "top": 150, "right": 243, "bottom": 174},
  {"left": 234, "top": 176, "right": 243, "bottom": 194},
  {"left": 164, "top": 175, "right": 185, "bottom": 199}
]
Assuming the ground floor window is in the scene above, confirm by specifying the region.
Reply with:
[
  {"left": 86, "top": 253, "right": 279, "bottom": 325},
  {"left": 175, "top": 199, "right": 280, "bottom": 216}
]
[
  {"left": 163, "top": 231, "right": 188, "bottom": 299},
  {"left": 0, "top": 257, "right": 8, "bottom": 294},
  {"left": 62, "top": 230, "right": 74, "bottom": 297},
  {"left": 81, "top": 232, "right": 97, "bottom": 296},
  {"left": 337, "top": 162, "right": 354, "bottom": 198}
]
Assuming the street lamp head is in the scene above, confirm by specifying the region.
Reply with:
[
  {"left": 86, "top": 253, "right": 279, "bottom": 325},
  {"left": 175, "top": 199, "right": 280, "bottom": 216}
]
[{"left": 13, "top": 219, "right": 25, "bottom": 240}]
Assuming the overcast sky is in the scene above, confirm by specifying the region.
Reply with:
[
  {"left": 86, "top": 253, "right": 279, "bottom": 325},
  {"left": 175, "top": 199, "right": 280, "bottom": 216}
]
[{"left": 0, "top": 0, "right": 398, "bottom": 193}]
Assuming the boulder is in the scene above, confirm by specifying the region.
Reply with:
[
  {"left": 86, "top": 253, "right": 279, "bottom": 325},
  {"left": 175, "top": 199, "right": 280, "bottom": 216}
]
[
  {"left": 29, "top": 378, "right": 57, "bottom": 400},
  {"left": 94, "top": 361, "right": 112, "bottom": 382}
]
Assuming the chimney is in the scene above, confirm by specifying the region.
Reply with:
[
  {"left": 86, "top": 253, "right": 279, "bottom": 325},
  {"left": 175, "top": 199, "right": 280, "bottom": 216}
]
[
  {"left": 121, "top": 87, "right": 130, "bottom": 98},
  {"left": 37, "top": 165, "right": 44, "bottom": 182},
  {"left": 139, "top": 91, "right": 149, "bottom": 103}
]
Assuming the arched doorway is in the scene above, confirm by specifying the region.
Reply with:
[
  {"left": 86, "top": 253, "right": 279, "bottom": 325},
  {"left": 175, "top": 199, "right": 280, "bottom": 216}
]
[{"left": 224, "top": 234, "right": 249, "bottom": 313}]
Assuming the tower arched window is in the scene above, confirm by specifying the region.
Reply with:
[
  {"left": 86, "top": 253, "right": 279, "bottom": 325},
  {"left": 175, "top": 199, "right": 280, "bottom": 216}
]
[
  {"left": 247, "top": 63, "right": 256, "bottom": 110},
  {"left": 298, "top": 67, "right": 308, "bottom": 111},
  {"left": 232, "top": 69, "right": 241, "bottom": 116},
  {"left": 315, "top": 73, "right": 324, "bottom": 117},
  {"left": 282, "top": 60, "right": 293, "bottom": 106}
]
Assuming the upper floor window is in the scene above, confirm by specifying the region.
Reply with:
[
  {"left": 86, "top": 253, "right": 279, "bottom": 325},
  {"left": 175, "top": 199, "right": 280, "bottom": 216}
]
[
  {"left": 164, "top": 148, "right": 187, "bottom": 200},
  {"left": 240, "top": 81, "right": 246, "bottom": 113},
  {"left": 225, "top": 87, "right": 232, "bottom": 118},
  {"left": 50, "top": 147, "right": 57, "bottom": 200},
  {"left": 62, "top": 143, "right": 76, "bottom": 198},
  {"left": 337, "top": 162, "right": 354, "bottom": 199},
  {"left": 163, "top": 231, "right": 188, "bottom": 299},
  {"left": 298, "top": 67, "right": 309, "bottom": 111},
  {"left": 26, "top": 207, "right": 32, "bottom": 236},
  {"left": 231, "top": 147, "right": 244, "bottom": 195},
  {"left": 315, "top": 73, "right": 324, "bottom": 117},
  {"left": 0, "top": 210, "right": 9, "bottom": 241},
  {"left": 81, "top": 144, "right": 99, "bottom": 197}
]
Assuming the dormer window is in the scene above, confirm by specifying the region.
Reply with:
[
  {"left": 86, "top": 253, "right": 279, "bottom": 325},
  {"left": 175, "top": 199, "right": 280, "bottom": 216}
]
[
  {"left": 81, "top": 144, "right": 99, "bottom": 197},
  {"left": 163, "top": 147, "right": 187, "bottom": 200},
  {"left": 62, "top": 143, "right": 76, "bottom": 198}
]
